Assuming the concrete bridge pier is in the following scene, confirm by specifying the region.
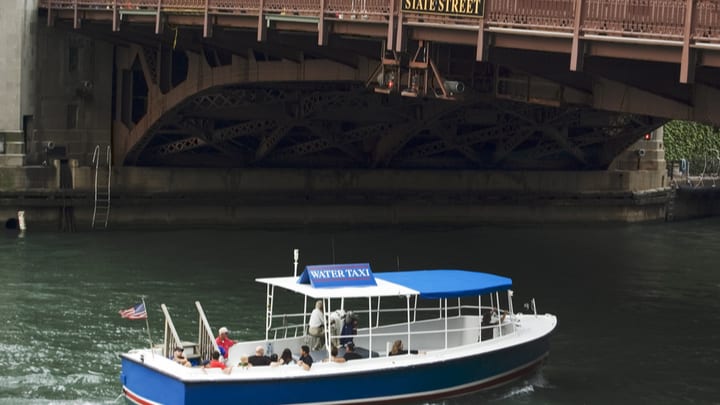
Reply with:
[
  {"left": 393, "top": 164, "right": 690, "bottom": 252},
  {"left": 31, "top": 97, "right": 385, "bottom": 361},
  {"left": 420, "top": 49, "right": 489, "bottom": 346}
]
[{"left": 0, "top": 0, "right": 37, "bottom": 168}]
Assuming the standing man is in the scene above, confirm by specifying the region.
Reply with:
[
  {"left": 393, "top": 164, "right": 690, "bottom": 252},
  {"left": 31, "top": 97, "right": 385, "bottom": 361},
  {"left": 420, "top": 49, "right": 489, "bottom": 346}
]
[
  {"left": 216, "top": 326, "right": 235, "bottom": 359},
  {"left": 481, "top": 310, "right": 506, "bottom": 341},
  {"left": 307, "top": 300, "right": 325, "bottom": 350},
  {"left": 339, "top": 312, "right": 358, "bottom": 347}
]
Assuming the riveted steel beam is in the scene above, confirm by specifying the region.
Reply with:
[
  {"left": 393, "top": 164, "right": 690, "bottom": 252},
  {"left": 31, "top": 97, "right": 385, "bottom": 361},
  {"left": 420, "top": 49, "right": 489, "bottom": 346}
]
[
  {"left": 273, "top": 123, "right": 394, "bottom": 160},
  {"left": 371, "top": 101, "right": 463, "bottom": 168}
]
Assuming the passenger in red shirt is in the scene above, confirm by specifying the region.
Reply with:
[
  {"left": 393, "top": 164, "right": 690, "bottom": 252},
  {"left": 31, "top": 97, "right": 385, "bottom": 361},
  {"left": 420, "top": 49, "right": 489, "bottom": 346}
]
[
  {"left": 215, "top": 326, "right": 235, "bottom": 358},
  {"left": 207, "top": 350, "right": 226, "bottom": 369}
]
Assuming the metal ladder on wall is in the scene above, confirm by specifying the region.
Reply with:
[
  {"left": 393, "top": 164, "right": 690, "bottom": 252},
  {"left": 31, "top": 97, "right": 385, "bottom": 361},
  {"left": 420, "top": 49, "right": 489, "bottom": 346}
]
[
  {"left": 91, "top": 145, "right": 112, "bottom": 229},
  {"left": 666, "top": 184, "right": 677, "bottom": 222},
  {"left": 59, "top": 159, "right": 76, "bottom": 232}
]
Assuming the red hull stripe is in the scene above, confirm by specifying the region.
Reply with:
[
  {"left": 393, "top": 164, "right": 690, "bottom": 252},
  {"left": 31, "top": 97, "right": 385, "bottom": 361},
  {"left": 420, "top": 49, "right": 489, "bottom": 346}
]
[{"left": 123, "top": 386, "right": 160, "bottom": 405}]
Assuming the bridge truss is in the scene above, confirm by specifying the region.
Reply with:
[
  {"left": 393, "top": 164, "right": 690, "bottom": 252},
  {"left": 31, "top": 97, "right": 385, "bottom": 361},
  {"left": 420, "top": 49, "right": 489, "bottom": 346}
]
[{"left": 129, "top": 82, "right": 660, "bottom": 170}]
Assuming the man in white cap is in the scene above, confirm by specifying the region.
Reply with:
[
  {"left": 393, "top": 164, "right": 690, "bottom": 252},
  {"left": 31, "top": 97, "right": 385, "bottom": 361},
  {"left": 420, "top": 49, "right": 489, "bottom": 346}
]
[{"left": 215, "top": 326, "right": 235, "bottom": 359}]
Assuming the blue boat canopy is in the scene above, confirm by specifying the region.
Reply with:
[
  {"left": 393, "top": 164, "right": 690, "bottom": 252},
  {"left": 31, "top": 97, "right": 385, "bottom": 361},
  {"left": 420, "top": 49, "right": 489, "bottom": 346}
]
[
  {"left": 258, "top": 269, "right": 512, "bottom": 299},
  {"left": 375, "top": 270, "right": 512, "bottom": 299}
]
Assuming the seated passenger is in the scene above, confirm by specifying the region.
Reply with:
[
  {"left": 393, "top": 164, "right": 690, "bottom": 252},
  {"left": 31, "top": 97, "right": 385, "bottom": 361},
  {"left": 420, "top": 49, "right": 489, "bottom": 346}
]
[
  {"left": 389, "top": 340, "right": 420, "bottom": 356},
  {"left": 343, "top": 342, "right": 362, "bottom": 361},
  {"left": 172, "top": 347, "right": 191, "bottom": 367},
  {"left": 206, "top": 350, "right": 226, "bottom": 369},
  {"left": 271, "top": 348, "right": 294, "bottom": 366},
  {"left": 296, "top": 345, "right": 313, "bottom": 370},
  {"left": 324, "top": 345, "right": 346, "bottom": 363},
  {"left": 248, "top": 345, "right": 272, "bottom": 366},
  {"left": 481, "top": 310, "right": 506, "bottom": 341}
]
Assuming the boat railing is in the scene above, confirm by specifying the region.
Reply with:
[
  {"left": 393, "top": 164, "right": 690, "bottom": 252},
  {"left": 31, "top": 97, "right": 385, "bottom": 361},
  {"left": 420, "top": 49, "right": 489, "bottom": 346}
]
[
  {"left": 195, "top": 301, "right": 221, "bottom": 362},
  {"left": 264, "top": 318, "right": 515, "bottom": 357},
  {"left": 324, "top": 317, "right": 516, "bottom": 355},
  {"left": 269, "top": 323, "right": 306, "bottom": 340},
  {"left": 267, "top": 303, "right": 514, "bottom": 344},
  {"left": 267, "top": 311, "right": 309, "bottom": 340},
  {"left": 160, "top": 304, "right": 183, "bottom": 358},
  {"left": 359, "top": 303, "right": 496, "bottom": 326}
]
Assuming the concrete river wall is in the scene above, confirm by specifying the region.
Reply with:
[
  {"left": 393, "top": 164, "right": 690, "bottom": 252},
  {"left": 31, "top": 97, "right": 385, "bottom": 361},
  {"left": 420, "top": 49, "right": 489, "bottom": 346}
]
[{"left": 3, "top": 163, "right": 717, "bottom": 230}]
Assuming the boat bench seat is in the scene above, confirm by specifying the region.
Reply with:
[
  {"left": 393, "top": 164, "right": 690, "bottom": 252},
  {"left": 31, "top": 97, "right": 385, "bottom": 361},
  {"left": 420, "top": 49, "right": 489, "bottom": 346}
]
[{"left": 186, "top": 353, "right": 202, "bottom": 366}]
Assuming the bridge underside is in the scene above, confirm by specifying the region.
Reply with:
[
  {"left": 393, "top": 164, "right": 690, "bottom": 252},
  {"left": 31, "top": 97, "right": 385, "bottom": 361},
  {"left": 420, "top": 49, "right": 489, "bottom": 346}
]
[
  {"left": 135, "top": 83, "right": 661, "bottom": 171},
  {"left": 53, "top": 20, "right": 676, "bottom": 170}
]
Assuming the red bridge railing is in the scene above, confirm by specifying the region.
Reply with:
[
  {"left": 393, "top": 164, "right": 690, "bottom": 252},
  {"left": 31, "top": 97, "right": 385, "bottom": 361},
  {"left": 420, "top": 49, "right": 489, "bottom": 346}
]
[{"left": 40, "top": 0, "right": 720, "bottom": 44}]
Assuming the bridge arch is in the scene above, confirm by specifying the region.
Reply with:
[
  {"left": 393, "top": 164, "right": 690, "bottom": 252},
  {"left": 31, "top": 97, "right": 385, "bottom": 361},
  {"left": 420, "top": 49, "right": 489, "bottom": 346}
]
[
  {"left": 113, "top": 41, "right": 662, "bottom": 171},
  {"left": 114, "top": 43, "right": 374, "bottom": 165}
]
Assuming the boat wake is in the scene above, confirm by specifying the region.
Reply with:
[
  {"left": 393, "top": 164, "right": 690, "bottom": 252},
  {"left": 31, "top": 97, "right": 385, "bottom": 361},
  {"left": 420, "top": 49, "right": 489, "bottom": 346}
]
[
  {"left": 526, "top": 368, "right": 553, "bottom": 389},
  {"left": 497, "top": 383, "right": 535, "bottom": 400},
  {"left": 494, "top": 369, "right": 553, "bottom": 401},
  {"left": 417, "top": 369, "right": 551, "bottom": 405}
]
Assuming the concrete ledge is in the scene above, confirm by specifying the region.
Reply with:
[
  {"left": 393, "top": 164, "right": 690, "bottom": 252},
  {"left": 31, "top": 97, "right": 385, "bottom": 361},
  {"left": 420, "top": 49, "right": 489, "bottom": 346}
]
[
  {"left": 69, "top": 167, "right": 668, "bottom": 194},
  {"left": 0, "top": 167, "right": 57, "bottom": 189},
  {"left": 0, "top": 165, "right": 689, "bottom": 228},
  {"left": 0, "top": 155, "right": 25, "bottom": 167},
  {"left": 0, "top": 186, "right": 676, "bottom": 230}
]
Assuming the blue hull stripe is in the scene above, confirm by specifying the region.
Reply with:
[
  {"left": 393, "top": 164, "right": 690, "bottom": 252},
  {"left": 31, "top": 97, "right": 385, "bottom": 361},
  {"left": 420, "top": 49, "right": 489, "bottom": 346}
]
[{"left": 121, "top": 337, "right": 549, "bottom": 405}]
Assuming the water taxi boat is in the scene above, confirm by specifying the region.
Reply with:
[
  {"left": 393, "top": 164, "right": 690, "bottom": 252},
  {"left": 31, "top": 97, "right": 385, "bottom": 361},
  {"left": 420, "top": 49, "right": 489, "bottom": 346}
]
[{"left": 120, "top": 255, "right": 557, "bottom": 404}]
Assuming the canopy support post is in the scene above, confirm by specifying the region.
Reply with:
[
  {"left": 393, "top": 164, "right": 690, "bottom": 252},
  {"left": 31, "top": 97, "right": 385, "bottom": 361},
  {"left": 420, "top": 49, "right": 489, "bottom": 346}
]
[
  {"left": 444, "top": 298, "right": 448, "bottom": 350},
  {"left": 406, "top": 295, "right": 411, "bottom": 352},
  {"left": 368, "top": 296, "right": 373, "bottom": 358}
]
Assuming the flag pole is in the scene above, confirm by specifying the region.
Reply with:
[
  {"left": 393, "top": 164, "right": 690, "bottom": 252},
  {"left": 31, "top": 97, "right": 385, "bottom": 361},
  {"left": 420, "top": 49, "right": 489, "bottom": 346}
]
[{"left": 141, "top": 296, "right": 154, "bottom": 357}]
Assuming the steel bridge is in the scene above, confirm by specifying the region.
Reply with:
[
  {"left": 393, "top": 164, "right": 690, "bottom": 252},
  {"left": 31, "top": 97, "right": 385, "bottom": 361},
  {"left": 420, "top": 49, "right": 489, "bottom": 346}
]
[{"left": 38, "top": 0, "right": 720, "bottom": 170}]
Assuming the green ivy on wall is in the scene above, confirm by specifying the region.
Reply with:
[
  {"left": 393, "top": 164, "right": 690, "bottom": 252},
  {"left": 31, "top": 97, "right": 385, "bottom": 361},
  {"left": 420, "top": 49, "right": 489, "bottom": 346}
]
[{"left": 664, "top": 121, "right": 720, "bottom": 174}]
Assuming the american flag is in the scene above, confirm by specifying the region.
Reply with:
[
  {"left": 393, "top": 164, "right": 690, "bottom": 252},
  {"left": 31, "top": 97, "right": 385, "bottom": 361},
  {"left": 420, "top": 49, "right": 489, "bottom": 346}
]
[{"left": 119, "top": 303, "right": 147, "bottom": 320}]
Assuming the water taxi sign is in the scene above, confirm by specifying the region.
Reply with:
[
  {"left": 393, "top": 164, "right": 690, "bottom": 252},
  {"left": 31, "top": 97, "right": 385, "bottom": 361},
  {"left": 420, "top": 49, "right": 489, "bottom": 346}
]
[
  {"left": 298, "top": 263, "right": 377, "bottom": 288},
  {"left": 401, "top": 0, "right": 485, "bottom": 18}
]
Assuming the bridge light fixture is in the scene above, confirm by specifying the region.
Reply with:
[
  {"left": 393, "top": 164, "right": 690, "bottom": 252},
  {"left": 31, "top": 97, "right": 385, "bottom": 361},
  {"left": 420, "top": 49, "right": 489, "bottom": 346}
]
[
  {"left": 443, "top": 81, "right": 465, "bottom": 95},
  {"left": 374, "top": 71, "right": 397, "bottom": 95}
]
